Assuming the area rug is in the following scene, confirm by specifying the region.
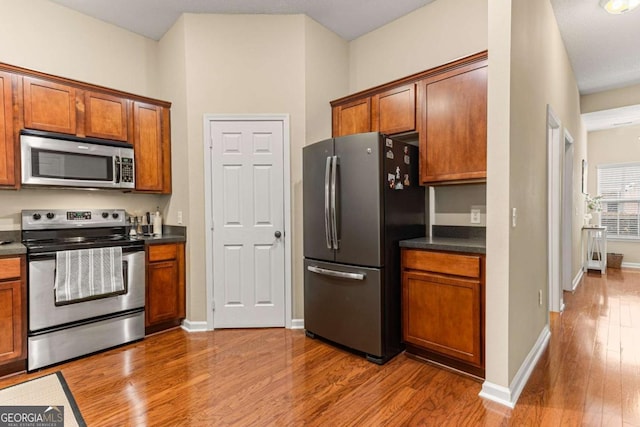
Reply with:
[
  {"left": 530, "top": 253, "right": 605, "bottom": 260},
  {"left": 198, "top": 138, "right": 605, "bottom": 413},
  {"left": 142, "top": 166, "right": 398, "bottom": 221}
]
[{"left": 0, "top": 371, "right": 86, "bottom": 427}]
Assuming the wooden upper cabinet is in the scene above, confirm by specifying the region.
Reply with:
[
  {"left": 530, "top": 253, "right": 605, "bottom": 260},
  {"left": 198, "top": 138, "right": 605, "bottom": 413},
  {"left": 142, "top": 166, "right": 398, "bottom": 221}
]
[
  {"left": 133, "top": 101, "right": 170, "bottom": 193},
  {"left": 332, "top": 97, "right": 371, "bottom": 137},
  {"left": 83, "top": 91, "right": 128, "bottom": 141},
  {"left": 372, "top": 84, "right": 416, "bottom": 135},
  {"left": 23, "top": 76, "right": 77, "bottom": 135},
  {"left": 0, "top": 71, "right": 16, "bottom": 187},
  {"left": 419, "top": 62, "right": 488, "bottom": 184}
]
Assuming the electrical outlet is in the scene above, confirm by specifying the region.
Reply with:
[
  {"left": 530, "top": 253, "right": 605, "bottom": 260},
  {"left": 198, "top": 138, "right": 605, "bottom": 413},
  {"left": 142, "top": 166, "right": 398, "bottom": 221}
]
[
  {"left": 512, "top": 208, "right": 517, "bottom": 227},
  {"left": 470, "top": 208, "right": 481, "bottom": 224},
  {"left": 538, "top": 289, "right": 543, "bottom": 306},
  {"left": 177, "top": 211, "right": 183, "bottom": 224}
]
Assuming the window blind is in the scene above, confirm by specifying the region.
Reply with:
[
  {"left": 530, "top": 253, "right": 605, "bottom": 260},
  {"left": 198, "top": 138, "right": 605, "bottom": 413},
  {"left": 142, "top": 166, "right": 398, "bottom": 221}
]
[{"left": 597, "top": 163, "right": 640, "bottom": 239}]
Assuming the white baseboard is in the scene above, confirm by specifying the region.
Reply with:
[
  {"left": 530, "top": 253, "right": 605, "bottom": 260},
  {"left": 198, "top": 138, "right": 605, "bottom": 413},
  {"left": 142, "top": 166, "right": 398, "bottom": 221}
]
[
  {"left": 571, "top": 269, "right": 584, "bottom": 291},
  {"left": 181, "top": 319, "right": 209, "bottom": 332},
  {"left": 290, "top": 319, "right": 304, "bottom": 329},
  {"left": 479, "top": 324, "right": 551, "bottom": 408},
  {"left": 181, "top": 319, "right": 303, "bottom": 331},
  {"left": 621, "top": 262, "right": 640, "bottom": 269}
]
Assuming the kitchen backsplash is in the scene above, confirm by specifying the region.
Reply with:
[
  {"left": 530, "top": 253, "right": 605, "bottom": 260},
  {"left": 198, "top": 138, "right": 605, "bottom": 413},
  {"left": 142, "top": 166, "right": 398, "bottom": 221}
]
[
  {"left": 0, "top": 189, "right": 168, "bottom": 231},
  {"left": 430, "top": 183, "right": 486, "bottom": 227}
]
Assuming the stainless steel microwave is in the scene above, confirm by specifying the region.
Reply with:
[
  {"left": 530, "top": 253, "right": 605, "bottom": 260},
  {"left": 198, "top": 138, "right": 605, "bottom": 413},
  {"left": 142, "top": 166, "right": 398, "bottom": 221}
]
[{"left": 20, "top": 130, "right": 135, "bottom": 190}]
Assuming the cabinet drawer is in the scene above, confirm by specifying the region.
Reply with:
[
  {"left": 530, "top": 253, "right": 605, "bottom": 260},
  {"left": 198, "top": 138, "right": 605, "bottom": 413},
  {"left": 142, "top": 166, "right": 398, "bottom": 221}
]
[
  {"left": 148, "top": 244, "right": 177, "bottom": 262},
  {"left": 0, "top": 258, "right": 20, "bottom": 281},
  {"left": 402, "top": 250, "right": 480, "bottom": 278}
]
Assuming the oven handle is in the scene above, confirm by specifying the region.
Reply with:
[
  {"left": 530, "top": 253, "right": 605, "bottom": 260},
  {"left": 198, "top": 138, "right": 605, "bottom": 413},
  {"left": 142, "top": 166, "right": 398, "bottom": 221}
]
[{"left": 27, "top": 245, "right": 144, "bottom": 260}]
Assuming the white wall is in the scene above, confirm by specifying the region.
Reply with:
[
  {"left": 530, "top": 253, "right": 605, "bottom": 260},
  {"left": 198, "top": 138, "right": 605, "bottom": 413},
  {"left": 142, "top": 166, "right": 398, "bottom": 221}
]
[
  {"left": 348, "top": 0, "right": 488, "bottom": 92},
  {"left": 486, "top": 0, "right": 587, "bottom": 397},
  {"left": 157, "top": 13, "right": 349, "bottom": 321},
  {"left": 0, "top": 0, "right": 165, "bottom": 232}
]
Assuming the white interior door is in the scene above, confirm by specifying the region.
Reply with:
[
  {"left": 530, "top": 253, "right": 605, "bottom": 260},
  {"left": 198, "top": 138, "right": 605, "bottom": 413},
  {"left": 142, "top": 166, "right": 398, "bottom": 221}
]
[{"left": 210, "top": 120, "right": 285, "bottom": 328}]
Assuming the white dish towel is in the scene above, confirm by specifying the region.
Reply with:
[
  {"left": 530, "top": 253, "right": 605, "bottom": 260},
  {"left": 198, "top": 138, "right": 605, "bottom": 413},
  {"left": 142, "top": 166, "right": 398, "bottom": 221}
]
[{"left": 54, "top": 247, "right": 124, "bottom": 304}]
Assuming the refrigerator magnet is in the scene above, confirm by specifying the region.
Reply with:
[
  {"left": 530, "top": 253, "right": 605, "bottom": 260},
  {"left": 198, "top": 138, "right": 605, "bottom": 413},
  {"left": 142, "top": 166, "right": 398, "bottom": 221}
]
[
  {"left": 386, "top": 138, "right": 393, "bottom": 148},
  {"left": 404, "top": 174, "right": 410, "bottom": 187},
  {"left": 386, "top": 150, "right": 394, "bottom": 159}
]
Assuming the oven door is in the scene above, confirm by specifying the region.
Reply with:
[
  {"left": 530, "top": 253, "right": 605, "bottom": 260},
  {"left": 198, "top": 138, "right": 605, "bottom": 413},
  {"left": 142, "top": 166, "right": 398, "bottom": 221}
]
[{"left": 28, "top": 247, "right": 145, "bottom": 332}]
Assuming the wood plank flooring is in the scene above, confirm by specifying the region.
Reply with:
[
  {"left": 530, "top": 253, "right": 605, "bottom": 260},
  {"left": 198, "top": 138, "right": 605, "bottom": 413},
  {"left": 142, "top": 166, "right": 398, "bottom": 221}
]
[{"left": 1, "top": 268, "right": 639, "bottom": 425}]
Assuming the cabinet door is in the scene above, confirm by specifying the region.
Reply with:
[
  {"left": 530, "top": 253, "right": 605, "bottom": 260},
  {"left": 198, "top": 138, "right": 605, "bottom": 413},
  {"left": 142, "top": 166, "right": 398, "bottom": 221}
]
[
  {"left": 402, "top": 270, "right": 482, "bottom": 366},
  {"left": 133, "top": 102, "right": 163, "bottom": 192},
  {"left": 0, "top": 71, "right": 15, "bottom": 187},
  {"left": 0, "top": 257, "right": 25, "bottom": 364},
  {"left": 372, "top": 84, "right": 416, "bottom": 135},
  {"left": 23, "top": 76, "right": 77, "bottom": 135},
  {"left": 332, "top": 97, "right": 371, "bottom": 137},
  {"left": 84, "top": 91, "right": 128, "bottom": 141},
  {"left": 419, "top": 63, "right": 487, "bottom": 183},
  {"left": 146, "top": 259, "right": 180, "bottom": 326},
  {"left": 146, "top": 243, "right": 185, "bottom": 328}
]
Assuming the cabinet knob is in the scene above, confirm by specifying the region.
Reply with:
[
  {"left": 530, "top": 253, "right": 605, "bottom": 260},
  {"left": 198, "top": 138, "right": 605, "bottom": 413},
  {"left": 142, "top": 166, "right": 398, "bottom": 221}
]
[{"left": 274, "top": 231, "right": 282, "bottom": 238}]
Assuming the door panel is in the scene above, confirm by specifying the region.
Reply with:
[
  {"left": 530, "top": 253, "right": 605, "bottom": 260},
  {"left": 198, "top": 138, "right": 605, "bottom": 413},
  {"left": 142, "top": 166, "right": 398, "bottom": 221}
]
[
  {"left": 211, "top": 120, "right": 285, "bottom": 328},
  {"left": 303, "top": 138, "right": 335, "bottom": 262},
  {"left": 304, "top": 259, "right": 382, "bottom": 356},
  {"left": 334, "top": 132, "right": 383, "bottom": 267}
]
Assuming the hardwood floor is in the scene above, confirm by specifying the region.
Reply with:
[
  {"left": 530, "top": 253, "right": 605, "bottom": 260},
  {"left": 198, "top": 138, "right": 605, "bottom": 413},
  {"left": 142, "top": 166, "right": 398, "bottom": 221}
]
[{"left": 1, "top": 268, "right": 639, "bottom": 426}]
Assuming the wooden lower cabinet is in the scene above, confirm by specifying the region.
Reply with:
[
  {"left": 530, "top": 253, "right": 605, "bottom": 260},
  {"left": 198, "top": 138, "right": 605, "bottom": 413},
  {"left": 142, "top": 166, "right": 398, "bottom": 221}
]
[
  {"left": 145, "top": 242, "right": 185, "bottom": 334},
  {"left": 0, "top": 255, "right": 27, "bottom": 376},
  {"left": 401, "top": 248, "right": 485, "bottom": 378}
]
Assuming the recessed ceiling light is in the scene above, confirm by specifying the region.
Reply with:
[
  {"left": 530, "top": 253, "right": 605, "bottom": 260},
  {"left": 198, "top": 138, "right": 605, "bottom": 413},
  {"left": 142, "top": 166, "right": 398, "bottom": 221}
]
[{"left": 600, "top": 0, "right": 640, "bottom": 14}]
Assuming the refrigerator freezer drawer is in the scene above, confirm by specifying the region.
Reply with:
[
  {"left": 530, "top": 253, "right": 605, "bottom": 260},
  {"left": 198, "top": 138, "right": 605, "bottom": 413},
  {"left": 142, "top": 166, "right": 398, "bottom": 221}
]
[{"left": 304, "top": 259, "right": 382, "bottom": 357}]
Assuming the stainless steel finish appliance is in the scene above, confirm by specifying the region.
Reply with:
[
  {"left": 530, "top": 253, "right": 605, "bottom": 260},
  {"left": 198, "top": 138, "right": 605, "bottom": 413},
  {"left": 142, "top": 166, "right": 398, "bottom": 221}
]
[
  {"left": 22, "top": 209, "right": 145, "bottom": 371},
  {"left": 303, "top": 132, "right": 425, "bottom": 364},
  {"left": 20, "top": 130, "right": 135, "bottom": 189}
]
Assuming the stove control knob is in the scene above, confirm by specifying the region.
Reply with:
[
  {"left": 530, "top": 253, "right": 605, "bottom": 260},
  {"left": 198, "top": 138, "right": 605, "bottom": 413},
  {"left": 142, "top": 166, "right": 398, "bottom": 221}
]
[
  {"left": 102, "top": 212, "right": 109, "bottom": 219},
  {"left": 46, "top": 212, "right": 55, "bottom": 219},
  {"left": 32, "top": 213, "right": 41, "bottom": 220},
  {"left": 112, "top": 212, "right": 120, "bottom": 219}
]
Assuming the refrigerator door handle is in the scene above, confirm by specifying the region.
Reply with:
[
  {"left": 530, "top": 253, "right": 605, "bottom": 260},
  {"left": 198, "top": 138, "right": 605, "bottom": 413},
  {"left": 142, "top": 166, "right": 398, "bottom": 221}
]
[
  {"left": 307, "top": 265, "right": 365, "bottom": 281},
  {"left": 330, "top": 155, "right": 339, "bottom": 250},
  {"left": 324, "top": 156, "right": 333, "bottom": 249}
]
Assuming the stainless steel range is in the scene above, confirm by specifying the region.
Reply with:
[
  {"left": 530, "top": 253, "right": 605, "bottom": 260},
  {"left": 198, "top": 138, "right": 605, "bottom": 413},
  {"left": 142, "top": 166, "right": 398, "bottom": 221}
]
[{"left": 22, "top": 209, "right": 145, "bottom": 371}]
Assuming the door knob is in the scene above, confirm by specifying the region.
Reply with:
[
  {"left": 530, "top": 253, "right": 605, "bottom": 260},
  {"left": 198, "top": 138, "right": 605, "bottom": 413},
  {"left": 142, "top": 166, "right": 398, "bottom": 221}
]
[{"left": 274, "top": 231, "right": 282, "bottom": 238}]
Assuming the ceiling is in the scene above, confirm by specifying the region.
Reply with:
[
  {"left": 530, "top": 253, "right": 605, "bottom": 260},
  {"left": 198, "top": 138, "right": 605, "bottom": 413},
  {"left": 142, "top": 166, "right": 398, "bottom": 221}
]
[
  {"left": 49, "top": 0, "right": 435, "bottom": 42},
  {"left": 49, "top": 0, "right": 640, "bottom": 131}
]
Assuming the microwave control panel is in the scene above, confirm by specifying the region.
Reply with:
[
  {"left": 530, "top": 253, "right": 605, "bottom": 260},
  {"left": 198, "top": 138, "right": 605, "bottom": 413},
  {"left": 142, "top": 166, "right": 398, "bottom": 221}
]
[{"left": 121, "top": 157, "right": 134, "bottom": 183}]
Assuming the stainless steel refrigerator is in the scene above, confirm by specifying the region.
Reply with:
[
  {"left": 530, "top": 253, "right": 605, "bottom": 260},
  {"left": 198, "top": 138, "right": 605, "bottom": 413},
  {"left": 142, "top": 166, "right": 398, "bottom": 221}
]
[{"left": 303, "top": 132, "right": 425, "bottom": 364}]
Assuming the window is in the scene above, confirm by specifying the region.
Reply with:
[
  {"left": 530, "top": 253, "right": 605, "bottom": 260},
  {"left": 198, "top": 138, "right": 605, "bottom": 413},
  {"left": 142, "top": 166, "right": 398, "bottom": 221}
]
[{"left": 597, "top": 163, "right": 640, "bottom": 239}]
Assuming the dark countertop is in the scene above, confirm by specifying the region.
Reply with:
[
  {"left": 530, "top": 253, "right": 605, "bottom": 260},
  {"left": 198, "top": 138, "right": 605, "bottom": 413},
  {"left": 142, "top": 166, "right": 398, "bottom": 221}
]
[
  {"left": 399, "top": 236, "right": 486, "bottom": 254},
  {"left": 137, "top": 225, "right": 186, "bottom": 245},
  {"left": 0, "top": 241, "right": 27, "bottom": 256},
  {"left": 0, "top": 231, "right": 26, "bottom": 256}
]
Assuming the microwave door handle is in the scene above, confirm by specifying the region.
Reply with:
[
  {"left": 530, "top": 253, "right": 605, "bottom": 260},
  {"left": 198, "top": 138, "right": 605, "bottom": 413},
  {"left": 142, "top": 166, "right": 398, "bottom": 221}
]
[{"left": 115, "top": 155, "right": 121, "bottom": 184}]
